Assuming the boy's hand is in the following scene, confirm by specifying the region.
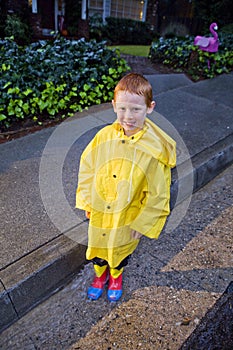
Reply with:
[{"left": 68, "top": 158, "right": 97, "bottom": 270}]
[
  {"left": 85, "top": 211, "right": 91, "bottom": 219},
  {"left": 131, "top": 230, "right": 143, "bottom": 240}
]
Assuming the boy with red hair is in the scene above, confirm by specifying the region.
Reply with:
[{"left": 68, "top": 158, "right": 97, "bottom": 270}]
[{"left": 76, "top": 73, "right": 176, "bottom": 301}]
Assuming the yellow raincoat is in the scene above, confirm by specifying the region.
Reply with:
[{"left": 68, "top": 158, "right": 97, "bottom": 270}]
[{"left": 76, "top": 118, "right": 176, "bottom": 268}]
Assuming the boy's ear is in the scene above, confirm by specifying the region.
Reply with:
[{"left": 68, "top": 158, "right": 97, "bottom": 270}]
[{"left": 147, "top": 101, "right": 156, "bottom": 114}]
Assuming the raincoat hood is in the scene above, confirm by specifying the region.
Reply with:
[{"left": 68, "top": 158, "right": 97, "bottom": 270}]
[{"left": 113, "top": 118, "right": 176, "bottom": 168}]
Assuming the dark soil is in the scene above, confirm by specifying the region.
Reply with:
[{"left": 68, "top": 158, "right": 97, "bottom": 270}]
[{"left": 0, "top": 55, "right": 181, "bottom": 144}]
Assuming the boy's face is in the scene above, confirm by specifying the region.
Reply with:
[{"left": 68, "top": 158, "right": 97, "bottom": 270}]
[{"left": 112, "top": 91, "right": 155, "bottom": 136}]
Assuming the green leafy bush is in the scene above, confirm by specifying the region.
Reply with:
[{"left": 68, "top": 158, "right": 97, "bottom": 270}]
[
  {"left": 90, "top": 17, "right": 153, "bottom": 45},
  {"left": 89, "top": 14, "right": 106, "bottom": 42},
  {"left": 0, "top": 37, "right": 129, "bottom": 130},
  {"left": 221, "top": 23, "right": 233, "bottom": 34},
  {"left": 149, "top": 33, "right": 233, "bottom": 80},
  {"left": 4, "top": 14, "right": 31, "bottom": 45}
]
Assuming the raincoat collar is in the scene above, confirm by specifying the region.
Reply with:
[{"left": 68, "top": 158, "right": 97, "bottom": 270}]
[
  {"left": 113, "top": 120, "right": 148, "bottom": 143},
  {"left": 112, "top": 119, "right": 176, "bottom": 168}
]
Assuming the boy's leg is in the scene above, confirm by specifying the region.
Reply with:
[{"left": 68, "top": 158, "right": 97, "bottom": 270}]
[
  {"left": 108, "top": 267, "right": 123, "bottom": 302},
  {"left": 109, "top": 267, "right": 123, "bottom": 278},
  {"left": 107, "top": 255, "right": 131, "bottom": 302},
  {"left": 87, "top": 259, "right": 109, "bottom": 300},
  {"left": 94, "top": 264, "right": 108, "bottom": 277}
]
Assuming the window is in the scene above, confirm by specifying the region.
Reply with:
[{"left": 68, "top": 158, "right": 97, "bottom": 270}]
[
  {"left": 89, "top": 0, "right": 104, "bottom": 17},
  {"left": 111, "top": 0, "right": 145, "bottom": 21}
]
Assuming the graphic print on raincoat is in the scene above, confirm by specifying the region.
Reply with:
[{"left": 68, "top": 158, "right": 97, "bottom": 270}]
[{"left": 76, "top": 118, "right": 176, "bottom": 268}]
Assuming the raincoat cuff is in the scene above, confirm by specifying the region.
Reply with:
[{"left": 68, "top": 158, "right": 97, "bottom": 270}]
[
  {"left": 75, "top": 200, "right": 92, "bottom": 213},
  {"left": 130, "top": 216, "right": 167, "bottom": 239}
]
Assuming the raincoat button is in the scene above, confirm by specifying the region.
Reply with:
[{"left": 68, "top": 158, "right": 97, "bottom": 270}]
[
  {"left": 113, "top": 174, "right": 117, "bottom": 178},
  {"left": 122, "top": 140, "right": 125, "bottom": 144},
  {"left": 107, "top": 205, "right": 111, "bottom": 209}
]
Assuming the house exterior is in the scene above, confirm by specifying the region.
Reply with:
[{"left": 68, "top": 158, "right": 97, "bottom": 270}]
[
  {"left": 0, "top": 0, "right": 68, "bottom": 38},
  {"left": 1, "top": 0, "right": 197, "bottom": 40},
  {"left": 29, "top": 0, "right": 67, "bottom": 36},
  {"left": 31, "top": 0, "right": 152, "bottom": 36}
]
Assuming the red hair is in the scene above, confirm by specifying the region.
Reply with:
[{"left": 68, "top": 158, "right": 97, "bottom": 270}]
[{"left": 114, "top": 73, "right": 153, "bottom": 107}]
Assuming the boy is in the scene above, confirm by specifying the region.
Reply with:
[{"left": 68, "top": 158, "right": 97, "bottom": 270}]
[{"left": 76, "top": 73, "right": 176, "bottom": 302}]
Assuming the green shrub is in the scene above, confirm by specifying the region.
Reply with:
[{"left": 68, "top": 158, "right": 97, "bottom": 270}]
[
  {"left": 89, "top": 14, "right": 105, "bottom": 41},
  {"left": 0, "top": 37, "right": 129, "bottom": 130},
  {"left": 91, "top": 17, "right": 153, "bottom": 45},
  {"left": 150, "top": 36, "right": 193, "bottom": 69},
  {"left": 89, "top": 16, "right": 155, "bottom": 44},
  {"left": 4, "top": 14, "right": 31, "bottom": 45},
  {"left": 149, "top": 33, "right": 233, "bottom": 80},
  {"left": 221, "top": 23, "right": 233, "bottom": 34}
]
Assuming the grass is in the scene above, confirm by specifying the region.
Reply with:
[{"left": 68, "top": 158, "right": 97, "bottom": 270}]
[{"left": 108, "top": 45, "right": 150, "bottom": 57}]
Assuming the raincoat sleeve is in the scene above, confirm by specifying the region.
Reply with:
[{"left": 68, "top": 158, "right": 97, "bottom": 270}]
[
  {"left": 75, "top": 136, "right": 98, "bottom": 212},
  {"left": 130, "top": 159, "right": 172, "bottom": 239}
]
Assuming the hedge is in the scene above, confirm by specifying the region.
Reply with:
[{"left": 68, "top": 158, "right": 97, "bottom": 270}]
[
  {"left": 0, "top": 37, "right": 129, "bottom": 131},
  {"left": 149, "top": 33, "right": 233, "bottom": 80}
]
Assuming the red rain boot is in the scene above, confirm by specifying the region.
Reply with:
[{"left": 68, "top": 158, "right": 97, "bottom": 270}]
[
  {"left": 87, "top": 268, "right": 109, "bottom": 300},
  {"left": 107, "top": 273, "right": 123, "bottom": 302}
]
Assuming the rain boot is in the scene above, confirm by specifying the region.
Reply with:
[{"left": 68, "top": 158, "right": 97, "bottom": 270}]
[
  {"left": 107, "top": 268, "right": 123, "bottom": 302},
  {"left": 87, "top": 265, "right": 109, "bottom": 300}
]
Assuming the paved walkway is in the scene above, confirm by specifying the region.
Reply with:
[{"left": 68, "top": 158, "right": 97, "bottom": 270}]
[
  {"left": 0, "top": 165, "right": 232, "bottom": 349},
  {"left": 0, "top": 71, "right": 233, "bottom": 334},
  {"left": 71, "top": 174, "right": 233, "bottom": 350}
]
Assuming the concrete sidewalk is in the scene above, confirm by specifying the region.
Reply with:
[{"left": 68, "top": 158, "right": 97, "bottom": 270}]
[
  {"left": 71, "top": 183, "right": 233, "bottom": 350},
  {"left": 0, "top": 163, "right": 232, "bottom": 349},
  {"left": 0, "top": 72, "right": 233, "bottom": 333}
]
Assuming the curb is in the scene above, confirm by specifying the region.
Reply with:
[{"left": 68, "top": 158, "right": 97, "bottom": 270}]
[
  {"left": 0, "top": 132, "right": 233, "bottom": 334},
  {"left": 180, "top": 282, "right": 233, "bottom": 349},
  {"left": 0, "top": 224, "right": 87, "bottom": 333},
  {"left": 171, "top": 133, "right": 233, "bottom": 208}
]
